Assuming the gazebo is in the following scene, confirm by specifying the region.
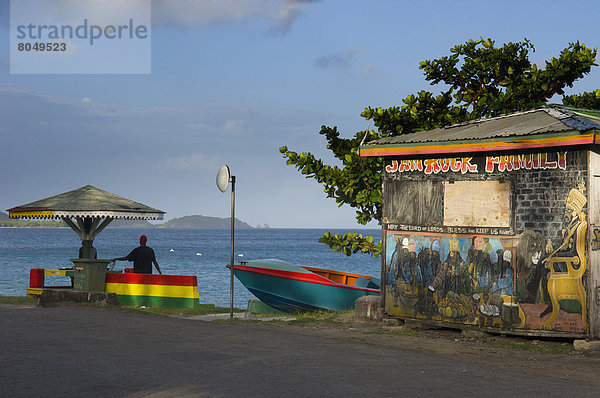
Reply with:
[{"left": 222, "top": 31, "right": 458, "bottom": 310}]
[
  {"left": 7, "top": 185, "right": 165, "bottom": 257},
  {"left": 8, "top": 185, "right": 165, "bottom": 292}
]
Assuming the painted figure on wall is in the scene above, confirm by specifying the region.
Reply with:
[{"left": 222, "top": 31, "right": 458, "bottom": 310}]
[
  {"left": 539, "top": 182, "right": 588, "bottom": 330},
  {"left": 490, "top": 250, "right": 513, "bottom": 296},
  {"left": 419, "top": 239, "right": 441, "bottom": 287},
  {"left": 467, "top": 236, "right": 492, "bottom": 291},
  {"left": 387, "top": 235, "right": 406, "bottom": 288},
  {"left": 401, "top": 239, "right": 422, "bottom": 285},
  {"left": 506, "top": 181, "right": 587, "bottom": 332},
  {"left": 428, "top": 238, "right": 473, "bottom": 297},
  {"left": 385, "top": 232, "right": 515, "bottom": 325},
  {"left": 515, "top": 230, "right": 546, "bottom": 303}
]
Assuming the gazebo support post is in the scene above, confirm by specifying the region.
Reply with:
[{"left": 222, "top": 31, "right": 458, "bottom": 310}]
[
  {"left": 81, "top": 239, "right": 93, "bottom": 259},
  {"left": 61, "top": 216, "right": 114, "bottom": 259}
]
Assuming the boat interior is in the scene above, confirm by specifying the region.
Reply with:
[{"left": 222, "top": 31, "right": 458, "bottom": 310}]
[{"left": 303, "top": 266, "right": 380, "bottom": 289}]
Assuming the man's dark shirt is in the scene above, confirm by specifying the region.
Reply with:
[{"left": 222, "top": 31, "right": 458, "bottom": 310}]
[{"left": 126, "top": 245, "right": 156, "bottom": 274}]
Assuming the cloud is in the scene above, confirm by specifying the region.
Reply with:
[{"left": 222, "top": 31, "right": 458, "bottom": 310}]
[
  {"left": 314, "top": 49, "right": 358, "bottom": 69},
  {"left": 267, "top": 1, "right": 303, "bottom": 36},
  {"left": 161, "top": 152, "right": 219, "bottom": 170},
  {"left": 363, "top": 63, "right": 383, "bottom": 80},
  {"left": 9, "top": 0, "right": 150, "bottom": 25},
  {"left": 223, "top": 119, "right": 243, "bottom": 131},
  {"left": 0, "top": 84, "right": 363, "bottom": 228},
  {"left": 0, "top": 84, "right": 331, "bottom": 160},
  {"left": 152, "top": 0, "right": 318, "bottom": 35}
]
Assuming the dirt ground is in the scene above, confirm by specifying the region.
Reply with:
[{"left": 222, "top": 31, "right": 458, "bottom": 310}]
[
  {"left": 7, "top": 304, "right": 599, "bottom": 397},
  {"left": 259, "top": 312, "right": 600, "bottom": 385}
]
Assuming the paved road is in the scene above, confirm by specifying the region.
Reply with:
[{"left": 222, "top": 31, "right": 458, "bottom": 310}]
[{"left": 1, "top": 304, "right": 598, "bottom": 397}]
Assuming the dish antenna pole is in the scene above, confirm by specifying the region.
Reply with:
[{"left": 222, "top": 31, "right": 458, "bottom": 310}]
[{"left": 217, "top": 165, "right": 236, "bottom": 319}]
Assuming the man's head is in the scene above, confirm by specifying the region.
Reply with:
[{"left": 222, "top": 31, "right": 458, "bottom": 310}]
[
  {"left": 140, "top": 235, "right": 147, "bottom": 245},
  {"left": 474, "top": 236, "right": 485, "bottom": 251}
]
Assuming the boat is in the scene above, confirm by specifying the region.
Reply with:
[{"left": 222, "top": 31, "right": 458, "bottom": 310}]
[{"left": 227, "top": 259, "right": 380, "bottom": 313}]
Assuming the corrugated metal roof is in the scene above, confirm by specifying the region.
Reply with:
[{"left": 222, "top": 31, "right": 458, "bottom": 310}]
[{"left": 367, "top": 107, "right": 600, "bottom": 146}]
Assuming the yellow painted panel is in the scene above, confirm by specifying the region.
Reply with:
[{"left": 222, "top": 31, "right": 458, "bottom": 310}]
[
  {"left": 45, "top": 270, "right": 66, "bottom": 276},
  {"left": 105, "top": 283, "right": 199, "bottom": 299},
  {"left": 26, "top": 287, "right": 43, "bottom": 297},
  {"left": 10, "top": 210, "right": 54, "bottom": 218}
]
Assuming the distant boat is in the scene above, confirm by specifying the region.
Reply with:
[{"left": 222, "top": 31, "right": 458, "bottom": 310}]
[{"left": 227, "top": 259, "right": 380, "bottom": 313}]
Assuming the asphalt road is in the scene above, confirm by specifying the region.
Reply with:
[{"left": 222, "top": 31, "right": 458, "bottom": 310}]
[{"left": 1, "top": 304, "right": 598, "bottom": 397}]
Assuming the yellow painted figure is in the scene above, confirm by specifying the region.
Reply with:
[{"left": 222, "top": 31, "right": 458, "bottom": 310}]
[{"left": 540, "top": 182, "right": 588, "bottom": 330}]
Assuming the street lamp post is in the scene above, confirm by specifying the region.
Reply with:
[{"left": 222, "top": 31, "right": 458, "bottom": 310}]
[{"left": 217, "top": 165, "right": 236, "bottom": 319}]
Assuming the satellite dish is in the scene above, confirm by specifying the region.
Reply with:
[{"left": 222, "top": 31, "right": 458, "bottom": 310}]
[{"left": 216, "top": 165, "right": 230, "bottom": 192}]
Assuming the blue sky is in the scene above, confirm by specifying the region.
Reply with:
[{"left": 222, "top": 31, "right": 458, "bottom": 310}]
[{"left": 1, "top": 0, "right": 600, "bottom": 228}]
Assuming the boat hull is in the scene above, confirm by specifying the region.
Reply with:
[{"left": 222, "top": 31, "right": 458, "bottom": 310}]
[{"left": 230, "top": 259, "right": 380, "bottom": 313}]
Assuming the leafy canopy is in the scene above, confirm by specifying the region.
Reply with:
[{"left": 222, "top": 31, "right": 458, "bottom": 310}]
[
  {"left": 563, "top": 89, "right": 600, "bottom": 110},
  {"left": 280, "top": 39, "right": 597, "bottom": 257}
]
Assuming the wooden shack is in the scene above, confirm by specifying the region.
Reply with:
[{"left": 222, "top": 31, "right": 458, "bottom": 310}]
[{"left": 359, "top": 107, "right": 600, "bottom": 338}]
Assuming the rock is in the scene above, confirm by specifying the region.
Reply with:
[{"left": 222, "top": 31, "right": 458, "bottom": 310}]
[
  {"left": 354, "top": 295, "right": 383, "bottom": 322},
  {"left": 383, "top": 317, "right": 405, "bottom": 327},
  {"left": 404, "top": 319, "right": 441, "bottom": 330},
  {"left": 461, "top": 329, "right": 492, "bottom": 339},
  {"left": 382, "top": 325, "right": 405, "bottom": 332},
  {"left": 573, "top": 339, "right": 600, "bottom": 352}
]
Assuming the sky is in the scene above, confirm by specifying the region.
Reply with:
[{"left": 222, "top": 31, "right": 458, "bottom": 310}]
[{"left": 1, "top": 0, "right": 600, "bottom": 228}]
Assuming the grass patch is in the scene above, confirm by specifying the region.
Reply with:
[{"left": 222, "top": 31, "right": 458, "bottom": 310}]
[
  {"left": 285, "top": 310, "right": 352, "bottom": 325},
  {"left": 489, "top": 338, "right": 574, "bottom": 355},
  {"left": 0, "top": 296, "right": 38, "bottom": 305},
  {"left": 0, "top": 296, "right": 243, "bottom": 316},
  {"left": 119, "top": 303, "right": 244, "bottom": 316},
  {"left": 378, "top": 328, "right": 420, "bottom": 337}
]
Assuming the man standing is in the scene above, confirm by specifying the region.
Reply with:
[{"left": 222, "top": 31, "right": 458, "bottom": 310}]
[{"left": 113, "top": 235, "right": 162, "bottom": 274}]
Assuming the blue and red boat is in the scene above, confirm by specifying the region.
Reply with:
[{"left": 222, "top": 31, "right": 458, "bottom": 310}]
[{"left": 228, "top": 259, "right": 380, "bottom": 313}]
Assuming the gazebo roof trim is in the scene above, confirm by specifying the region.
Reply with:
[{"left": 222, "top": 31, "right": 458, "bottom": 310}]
[{"left": 7, "top": 185, "right": 165, "bottom": 220}]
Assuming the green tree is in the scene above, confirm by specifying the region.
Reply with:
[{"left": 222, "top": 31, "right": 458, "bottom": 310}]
[
  {"left": 563, "top": 89, "right": 600, "bottom": 109},
  {"left": 280, "top": 39, "right": 597, "bottom": 257}
]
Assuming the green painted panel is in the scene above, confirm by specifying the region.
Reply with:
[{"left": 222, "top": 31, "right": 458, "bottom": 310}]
[{"left": 116, "top": 294, "right": 199, "bottom": 308}]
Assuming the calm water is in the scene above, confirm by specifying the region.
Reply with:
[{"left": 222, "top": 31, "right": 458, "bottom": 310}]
[{"left": 0, "top": 228, "right": 381, "bottom": 308}]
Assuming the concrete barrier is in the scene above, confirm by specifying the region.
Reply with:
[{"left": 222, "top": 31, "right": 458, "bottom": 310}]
[
  {"left": 354, "top": 295, "right": 383, "bottom": 322},
  {"left": 38, "top": 289, "right": 120, "bottom": 307}
]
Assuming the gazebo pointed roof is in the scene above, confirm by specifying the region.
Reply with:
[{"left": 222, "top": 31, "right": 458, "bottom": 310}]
[{"left": 7, "top": 185, "right": 165, "bottom": 220}]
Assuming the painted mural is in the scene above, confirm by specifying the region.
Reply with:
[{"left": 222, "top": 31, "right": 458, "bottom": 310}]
[{"left": 384, "top": 182, "right": 587, "bottom": 333}]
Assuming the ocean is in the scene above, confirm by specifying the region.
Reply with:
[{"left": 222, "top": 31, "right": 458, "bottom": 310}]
[{"left": 0, "top": 228, "right": 381, "bottom": 309}]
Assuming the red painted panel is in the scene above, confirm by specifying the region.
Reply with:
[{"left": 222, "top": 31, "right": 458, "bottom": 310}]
[
  {"left": 29, "top": 268, "right": 45, "bottom": 288},
  {"left": 106, "top": 273, "right": 197, "bottom": 287}
]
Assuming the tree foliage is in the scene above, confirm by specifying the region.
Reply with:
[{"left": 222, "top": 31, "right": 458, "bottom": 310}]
[
  {"left": 280, "top": 39, "right": 597, "bottom": 258},
  {"left": 0, "top": 219, "right": 65, "bottom": 228},
  {"left": 563, "top": 89, "right": 600, "bottom": 110}
]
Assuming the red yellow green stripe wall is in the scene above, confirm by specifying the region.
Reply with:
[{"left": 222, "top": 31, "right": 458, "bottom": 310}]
[{"left": 105, "top": 273, "right": 199, "bottom": 308}]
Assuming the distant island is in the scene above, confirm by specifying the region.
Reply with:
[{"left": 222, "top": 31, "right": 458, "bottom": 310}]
[
  {"left": 0, "top": 211, "right": 254, "bottom": 229},
  {"left": 111, "top": 215, "right": 252, "bottom": 229},
  {"left": 0, "top": 211, "right": 65, "bottom": 228}
]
